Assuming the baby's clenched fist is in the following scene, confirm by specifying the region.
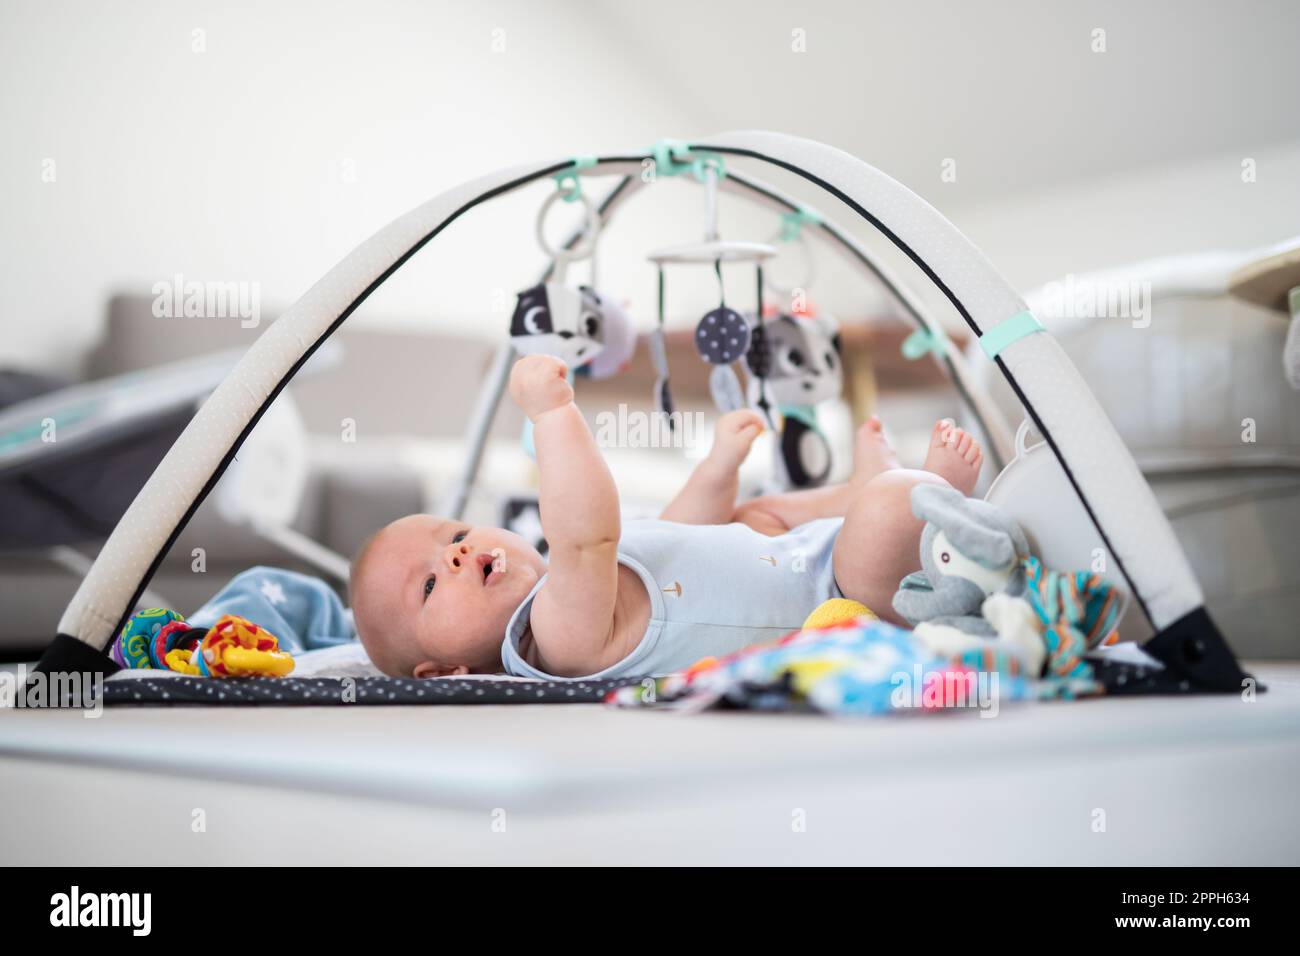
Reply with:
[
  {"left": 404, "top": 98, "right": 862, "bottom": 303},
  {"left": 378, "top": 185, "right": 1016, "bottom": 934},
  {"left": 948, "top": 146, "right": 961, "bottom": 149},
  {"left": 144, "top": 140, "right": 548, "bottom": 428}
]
[{"left": 509, "top": 354, "right": 574, "bottom": 421}]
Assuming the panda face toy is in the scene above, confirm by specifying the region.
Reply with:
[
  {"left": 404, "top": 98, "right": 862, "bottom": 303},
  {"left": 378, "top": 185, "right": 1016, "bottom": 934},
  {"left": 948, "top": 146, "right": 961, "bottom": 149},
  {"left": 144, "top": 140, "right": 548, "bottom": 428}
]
[
  {"left": 510, "top": 281, "right": 606, "bottom": 367},
  {"left": 583, "top": 289, "right": 637, "bottom": 380},
  {"left": 749, "top": 313, "right": 842, "bottom": 407}
]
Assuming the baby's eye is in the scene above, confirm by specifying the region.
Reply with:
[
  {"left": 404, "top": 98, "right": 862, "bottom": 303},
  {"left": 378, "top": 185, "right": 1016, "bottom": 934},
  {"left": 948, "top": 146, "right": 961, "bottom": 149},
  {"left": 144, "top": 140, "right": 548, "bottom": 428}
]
[
  {"left": 452, "top": 530, "right": 468, "bottom": 544},
  {"left": 423, "top": 576, "right": 436, "bottom": 600}
]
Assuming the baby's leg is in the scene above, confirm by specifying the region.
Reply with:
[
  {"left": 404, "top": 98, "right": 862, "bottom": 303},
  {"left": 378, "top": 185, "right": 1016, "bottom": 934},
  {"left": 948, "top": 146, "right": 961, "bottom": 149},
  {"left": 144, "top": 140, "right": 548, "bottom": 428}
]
[
  {"left": 733, "top": 416, "right": 900, "bottom": 535},
  {"left": 832, "top": 469, "right": 946, "bottom": 623},
  {"left": 832, "top": 426, "right": 984, "bottom": 623},
  {"left": 660, "top": 410, "right": 764, "bottom": 525}
]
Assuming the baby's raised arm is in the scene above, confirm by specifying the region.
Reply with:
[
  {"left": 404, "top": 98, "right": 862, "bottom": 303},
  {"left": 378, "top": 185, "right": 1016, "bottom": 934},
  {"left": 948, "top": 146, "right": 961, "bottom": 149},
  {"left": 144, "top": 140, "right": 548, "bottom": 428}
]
[{"left": 508, "top": 355, "right": 622, "bottom": 674}]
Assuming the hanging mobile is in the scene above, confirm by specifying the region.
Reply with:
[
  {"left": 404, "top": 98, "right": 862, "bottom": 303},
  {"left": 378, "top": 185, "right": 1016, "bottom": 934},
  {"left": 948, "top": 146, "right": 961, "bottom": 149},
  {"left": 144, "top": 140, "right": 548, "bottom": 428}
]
[{"left": 646, "top": 157, "right": 779, "bottom": 433}]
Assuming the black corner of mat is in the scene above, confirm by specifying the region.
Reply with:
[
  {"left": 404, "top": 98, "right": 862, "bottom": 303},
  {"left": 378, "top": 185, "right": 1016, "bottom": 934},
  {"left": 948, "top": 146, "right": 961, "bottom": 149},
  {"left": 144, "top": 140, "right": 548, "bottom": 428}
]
[
  {"left": 30, "top": 633, "right": 120, "bottom": 680},
  {"left": 1143, "top": 607, "right": 1253, "bottom": 693}
]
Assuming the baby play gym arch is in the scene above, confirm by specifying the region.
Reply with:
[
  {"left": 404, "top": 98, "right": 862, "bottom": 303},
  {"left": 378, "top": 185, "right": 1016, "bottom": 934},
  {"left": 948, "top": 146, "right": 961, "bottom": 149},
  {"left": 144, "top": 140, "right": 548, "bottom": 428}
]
[{"left": 33, "top": 131, "right": 1246, "bottom": 690}]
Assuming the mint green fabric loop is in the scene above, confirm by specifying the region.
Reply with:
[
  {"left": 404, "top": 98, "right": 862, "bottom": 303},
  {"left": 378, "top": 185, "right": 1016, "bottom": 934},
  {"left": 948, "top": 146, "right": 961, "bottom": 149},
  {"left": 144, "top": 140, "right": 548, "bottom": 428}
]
[
  {"left": 979, "top": 310, "right": 1044, "bottom": 359},
  {"left": 553, "top": 173, "right": 581, "bottom": 202},
  {"left": 553, "top": 157, "right": 597, "bottom": 202},
  {"left": 647, "top": 139, "right": 725, "bottom": 181},
  {"left": 778, "top": 207, "right": 823, "bottom": 242},
  {"left": 650, "top": 138, "right": 692, "bottom": 176},
  {"left": 901, "top": 326, "right": 948, "bottom": 361}
]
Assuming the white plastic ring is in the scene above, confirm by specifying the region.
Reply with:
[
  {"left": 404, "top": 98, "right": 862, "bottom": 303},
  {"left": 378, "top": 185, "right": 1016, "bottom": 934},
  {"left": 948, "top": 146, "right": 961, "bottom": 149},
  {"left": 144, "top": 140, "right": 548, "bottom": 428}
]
[
  {"left": 535, "top": 187, "right": 600, "bottom": 268},
  {"left": 763, "top": 228, "right": 817, "bottom": 297}
]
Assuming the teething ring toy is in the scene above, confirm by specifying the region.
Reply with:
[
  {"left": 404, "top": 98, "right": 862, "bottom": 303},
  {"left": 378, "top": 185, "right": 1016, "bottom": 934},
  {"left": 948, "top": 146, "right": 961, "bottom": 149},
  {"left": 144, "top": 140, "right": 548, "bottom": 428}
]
[{"left": 172, "top": 613, "right": 295, "bottom": 678}]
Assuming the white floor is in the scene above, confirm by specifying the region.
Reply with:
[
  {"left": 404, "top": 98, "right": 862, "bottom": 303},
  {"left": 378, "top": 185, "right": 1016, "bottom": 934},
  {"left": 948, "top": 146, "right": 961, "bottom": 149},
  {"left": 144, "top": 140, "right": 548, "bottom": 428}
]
[{"left": 2, "top": 663, "right": 1298, "bottom": 865}]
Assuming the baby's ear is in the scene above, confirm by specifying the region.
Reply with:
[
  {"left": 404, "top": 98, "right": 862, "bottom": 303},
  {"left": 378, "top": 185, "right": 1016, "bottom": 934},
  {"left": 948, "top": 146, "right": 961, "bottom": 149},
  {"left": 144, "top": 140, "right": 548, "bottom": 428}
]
[{"left": 412, "top": 661, "right": 470, "bottom": 679}]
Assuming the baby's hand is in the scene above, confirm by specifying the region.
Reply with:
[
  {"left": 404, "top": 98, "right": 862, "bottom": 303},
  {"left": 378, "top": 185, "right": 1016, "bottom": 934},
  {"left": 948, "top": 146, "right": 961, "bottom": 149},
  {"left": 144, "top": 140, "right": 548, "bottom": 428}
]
[{"left": 509, "top": 354, "right": 574, "bottom": 421}]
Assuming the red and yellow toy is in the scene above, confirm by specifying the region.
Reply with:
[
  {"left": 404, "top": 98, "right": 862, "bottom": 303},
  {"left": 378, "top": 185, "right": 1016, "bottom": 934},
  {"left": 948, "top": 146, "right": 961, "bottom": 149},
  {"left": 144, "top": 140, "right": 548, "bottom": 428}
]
[{"left": 165, "top": 614, "right": 295, "bottom": 678}]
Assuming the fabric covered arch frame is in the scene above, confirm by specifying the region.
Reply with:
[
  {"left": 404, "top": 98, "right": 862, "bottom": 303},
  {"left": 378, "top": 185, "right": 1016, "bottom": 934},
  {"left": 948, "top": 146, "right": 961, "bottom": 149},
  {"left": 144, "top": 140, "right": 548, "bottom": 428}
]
[{"left": 35, "top": 130, "right": 1247, "bottom": 691}]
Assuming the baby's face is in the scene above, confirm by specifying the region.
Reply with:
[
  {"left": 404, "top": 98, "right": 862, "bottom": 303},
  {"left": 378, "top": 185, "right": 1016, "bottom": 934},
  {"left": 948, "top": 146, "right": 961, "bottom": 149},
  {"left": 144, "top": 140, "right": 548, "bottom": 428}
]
[{"left": 353, "top": 515, "right": 546, "bottom": 677}]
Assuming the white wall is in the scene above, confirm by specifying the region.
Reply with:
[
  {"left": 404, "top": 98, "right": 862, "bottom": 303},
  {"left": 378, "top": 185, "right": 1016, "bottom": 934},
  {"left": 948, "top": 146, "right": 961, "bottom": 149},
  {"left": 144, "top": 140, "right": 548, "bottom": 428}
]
[
  {"left": 946, "top": 140, "right": 1300, "bottom": 294},
  {"left": 2, "top": 0, "right": 1298, "bottom": 377},
  {"left": 0, "top": 0, "right": 730, "bottom": 373}
]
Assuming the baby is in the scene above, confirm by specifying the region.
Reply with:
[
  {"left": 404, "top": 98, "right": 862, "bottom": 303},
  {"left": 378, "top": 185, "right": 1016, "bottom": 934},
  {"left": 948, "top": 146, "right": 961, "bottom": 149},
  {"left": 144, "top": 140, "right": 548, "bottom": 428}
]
[{"left": 350, "top": 354, "right": 984, "bottom": 680}]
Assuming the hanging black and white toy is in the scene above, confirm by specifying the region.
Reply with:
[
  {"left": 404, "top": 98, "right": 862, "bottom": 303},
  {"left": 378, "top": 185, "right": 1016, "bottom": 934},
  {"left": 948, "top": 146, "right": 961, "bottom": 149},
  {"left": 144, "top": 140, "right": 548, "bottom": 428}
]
[
  {"left": 751, "top": 312, "right": 842, "bottom": 406},
  {"left": 746, "top": 312, "right": 843, "bottom": 488},
  {"left": 510, "top": 282, "right": 606, "bottom": 367}
]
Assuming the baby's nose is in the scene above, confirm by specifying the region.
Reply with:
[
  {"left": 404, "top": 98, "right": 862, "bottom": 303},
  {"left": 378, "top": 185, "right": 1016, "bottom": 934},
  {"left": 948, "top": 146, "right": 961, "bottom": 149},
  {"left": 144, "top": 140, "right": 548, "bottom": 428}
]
[{"left": 444, "top": 542, "right": 472, "bottom": 571}]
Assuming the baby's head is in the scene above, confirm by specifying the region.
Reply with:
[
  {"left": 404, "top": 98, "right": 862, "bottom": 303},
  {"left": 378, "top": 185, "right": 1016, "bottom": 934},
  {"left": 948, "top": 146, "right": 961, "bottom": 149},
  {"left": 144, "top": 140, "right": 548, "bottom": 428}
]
[{"left": 350, "top": 515, "right": 547, "bottom": 678}]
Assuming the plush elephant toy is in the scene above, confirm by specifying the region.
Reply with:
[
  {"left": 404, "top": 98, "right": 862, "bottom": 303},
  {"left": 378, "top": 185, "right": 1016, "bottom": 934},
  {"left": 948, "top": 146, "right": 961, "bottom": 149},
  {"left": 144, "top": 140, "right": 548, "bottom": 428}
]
[{"left": 891, "top": 484, "right": 1030, "bottom": 637}]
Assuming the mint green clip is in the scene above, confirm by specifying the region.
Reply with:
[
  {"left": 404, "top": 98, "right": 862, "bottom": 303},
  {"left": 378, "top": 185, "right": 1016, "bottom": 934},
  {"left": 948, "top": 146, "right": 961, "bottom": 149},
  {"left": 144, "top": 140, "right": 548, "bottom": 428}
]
[
  {"left": 778, "top": 206, "right": 823, "bottom": 242},
  {"left": 648, "top": 138, "right": 725, "bottom": 182},
  {"left": 979, "top": 310, "right": 1044, "bottom": 359},
  {"left": 778, "top": 404, "right": 820, "bottom": 428},
  {"left": 554, "top": 156, "right": 597, "bottom": 203},
  {"left": 901, "top": 326, "right": 948, "bottom": 361}
]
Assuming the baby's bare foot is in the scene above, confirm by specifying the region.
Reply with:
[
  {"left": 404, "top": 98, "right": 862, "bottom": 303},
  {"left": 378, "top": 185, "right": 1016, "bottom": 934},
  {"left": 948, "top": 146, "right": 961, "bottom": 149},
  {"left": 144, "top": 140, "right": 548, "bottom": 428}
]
[
  {"left": 922, "top": 419, "right": 983, "bottom": 496},
  {"left": 708, "top": 409, "right": 765, "bottom": 473},
  {"left": 851, "top": 415, "right": 900, "bottom": 484}
]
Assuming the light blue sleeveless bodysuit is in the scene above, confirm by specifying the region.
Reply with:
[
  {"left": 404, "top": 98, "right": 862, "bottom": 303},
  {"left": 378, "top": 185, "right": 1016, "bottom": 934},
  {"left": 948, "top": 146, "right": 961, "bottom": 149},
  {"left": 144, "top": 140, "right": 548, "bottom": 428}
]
[{"left": 501, "top": 517, "right": 845, "bottom": 680}]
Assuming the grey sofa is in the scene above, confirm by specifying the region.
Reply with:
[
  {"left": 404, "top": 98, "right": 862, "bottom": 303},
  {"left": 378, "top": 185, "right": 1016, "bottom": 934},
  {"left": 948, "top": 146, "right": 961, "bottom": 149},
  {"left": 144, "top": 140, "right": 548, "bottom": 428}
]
[{"left": 0, "top": 293, "right": 523, "bottom": 654}]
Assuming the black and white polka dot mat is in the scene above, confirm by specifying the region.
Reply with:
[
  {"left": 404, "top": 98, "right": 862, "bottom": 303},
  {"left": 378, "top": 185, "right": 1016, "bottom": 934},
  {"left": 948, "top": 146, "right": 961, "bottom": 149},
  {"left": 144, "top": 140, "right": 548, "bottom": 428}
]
[{"left": 101, "top": 676, "right": 643, "bottom": 707}]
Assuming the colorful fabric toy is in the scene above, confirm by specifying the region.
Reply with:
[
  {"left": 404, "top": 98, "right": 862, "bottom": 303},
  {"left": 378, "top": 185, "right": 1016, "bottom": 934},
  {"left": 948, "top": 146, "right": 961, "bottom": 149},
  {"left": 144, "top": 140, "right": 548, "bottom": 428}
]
[
  {"left": 886, "top": 485, "right": 1123, "bottom": 694},
  {"left": 110, "top": 608, "right": 188, "bottom": 669},
  {"left": 111, "top": 608, "right": 294, "bottom": 678},
  {"left": 1021, "top": 555, "right": 1121, "bottom": 682},
  {"left": 606, "top": 618, "right": 1027, "bottom": 716},
  {"left": 166, "top": 614, "right": 295, "bottom": 678}
]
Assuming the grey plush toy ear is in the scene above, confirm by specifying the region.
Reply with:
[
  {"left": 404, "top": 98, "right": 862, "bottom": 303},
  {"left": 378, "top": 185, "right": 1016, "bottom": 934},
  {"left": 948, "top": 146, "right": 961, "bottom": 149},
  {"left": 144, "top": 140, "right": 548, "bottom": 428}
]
[{"left": 910, "top": 484, "right": 1025, "bottom": 569}]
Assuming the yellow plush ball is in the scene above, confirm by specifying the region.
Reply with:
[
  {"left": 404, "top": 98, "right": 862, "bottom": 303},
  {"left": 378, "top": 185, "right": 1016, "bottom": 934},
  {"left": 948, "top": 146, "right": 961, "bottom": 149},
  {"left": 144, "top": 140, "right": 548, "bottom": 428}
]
[{"left": 802, "top": 598, "right": 877, "bottom": 631}]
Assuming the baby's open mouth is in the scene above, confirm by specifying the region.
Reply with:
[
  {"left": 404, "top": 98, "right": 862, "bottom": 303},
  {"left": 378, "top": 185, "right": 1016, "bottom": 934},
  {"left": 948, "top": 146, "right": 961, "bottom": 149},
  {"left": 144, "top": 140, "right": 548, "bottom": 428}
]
[{"left": 477, "top": 551, "right": 505, "bottom": 585}]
